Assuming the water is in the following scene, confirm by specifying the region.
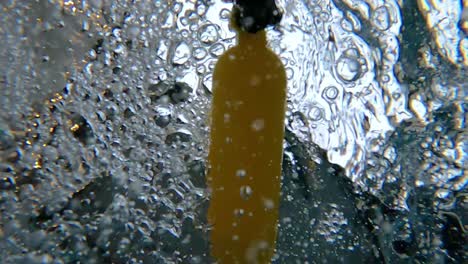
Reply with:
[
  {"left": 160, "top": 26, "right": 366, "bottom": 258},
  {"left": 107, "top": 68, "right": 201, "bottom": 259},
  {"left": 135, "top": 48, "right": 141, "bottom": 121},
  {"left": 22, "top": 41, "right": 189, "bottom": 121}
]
[{"left": 0, "top": 0, "right": 466, "bottom": 263}]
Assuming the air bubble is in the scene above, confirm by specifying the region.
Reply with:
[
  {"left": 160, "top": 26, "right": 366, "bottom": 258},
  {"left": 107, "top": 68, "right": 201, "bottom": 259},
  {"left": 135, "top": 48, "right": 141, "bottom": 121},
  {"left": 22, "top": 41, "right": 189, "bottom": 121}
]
[
  {"left": 209, "top": 43, "right": 225, "bottom": 57},
  {"left": 246, "top": 240, "right": 270, "bottom": 263},
  {"left": 251, "top": 119, "right": 265, "bottom": 131},
  {"left": 286, "top": 67, "right": 294, "bottom": 79},
  {"left": 219, "top": 8, "right": 230, "bottom": 20},
  {"left": 335, "top": 51, "right": 362, "bottom": 82},
  {"left": 169, "top": 82, "right": 193, "bottom": 104},
  {"left": 240, "top": 16, "right": 255, "bottom": 29},
  {"left": 154, "top": 106, "right": 172, "bottom": 128},
  {"left": 198, "top": 24, "right": 219, "bottom": 45},
  {"left": 234, "top": 208, "right": 245, "bottom": 217},
  {"left": 371, "top": 6, "right": 391, "bottom": 31},
  {"left": 196, "top": 4, "right": 207, "bottom": 16},
  {"left": 224, "top": 113, "right": 230, "bottom": 123},
  {"left": 193, "top": 47, "right": 207, "bottom": 60},
  {"left": 172, "top": 2, "right": 183, "bottom": 13},
  {"left": 322, "top": 86, "right": 339, "bottom": 101},
  {"left": 236, "top": 169, "right": 246, "bottom": 178},
  {"left": 180, "top": 29, "right": 190, "bottom": 38},
  {"left": 165, "top": 129, "right": 193, "bottom": 145},
  {"left": 196, "top": 64, "right": 206, "bottom": 75},
  {"left": 263, "top": 198, "right": 275, "bottom": 210},
  {"left": 112, "top": 27, "right": 122, "bottom": 39},
  {"left": 240, "top": 185, "right": 253, "bottom": 200},
  {"left": 179, "top": 17, "right": 189, "bottom": 27},
  {"left": 250, "top": 75, "right": 261, "bottom": 86},
  {"left": 307, "top": 106, "right": 323, "bottom": 121},
  {"left": 148, "top": 82, "right": 171, "bottom": 101},
  {"left": 114, "top": 44, "right": 125, "bottom": 54},
  {"left": 381, "top": 74, "right": 390, "bottom": 83},
  {"left": 172, "top": 42, "right": 190, "bottom": 65},
  {"left": 392, "top": 92, "right": 401, "bottom": 99},
  {"left": 341, "top": 18, "right": 353, "bottom": 32}
]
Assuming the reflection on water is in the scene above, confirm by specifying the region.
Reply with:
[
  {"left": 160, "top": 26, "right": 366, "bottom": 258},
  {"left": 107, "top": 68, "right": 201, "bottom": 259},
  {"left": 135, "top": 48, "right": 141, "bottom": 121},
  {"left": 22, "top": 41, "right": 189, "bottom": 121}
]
[{"left": 0, "top": 0, "right": 466, "bottom": 263}]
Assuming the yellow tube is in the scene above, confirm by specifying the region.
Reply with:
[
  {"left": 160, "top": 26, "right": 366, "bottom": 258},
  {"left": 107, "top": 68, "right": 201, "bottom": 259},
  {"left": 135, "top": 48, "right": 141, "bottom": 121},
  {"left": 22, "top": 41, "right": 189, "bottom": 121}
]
[{"left": 207, "top": 18, "right": 287, "bottom": 264}]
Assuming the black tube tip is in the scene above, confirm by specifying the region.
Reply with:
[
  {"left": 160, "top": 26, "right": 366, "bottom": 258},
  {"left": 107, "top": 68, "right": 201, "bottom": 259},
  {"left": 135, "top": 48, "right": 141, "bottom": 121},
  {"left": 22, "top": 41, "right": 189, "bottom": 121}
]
[{"left": 233, "top": 0, "right": 283, "bottom": 33}]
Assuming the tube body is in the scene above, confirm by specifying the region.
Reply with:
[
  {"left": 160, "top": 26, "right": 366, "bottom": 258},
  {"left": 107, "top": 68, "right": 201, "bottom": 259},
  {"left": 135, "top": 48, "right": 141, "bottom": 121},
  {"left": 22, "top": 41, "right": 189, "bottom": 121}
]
[{"left": 207, "top": 30, "right": 287, "bottom": 263}]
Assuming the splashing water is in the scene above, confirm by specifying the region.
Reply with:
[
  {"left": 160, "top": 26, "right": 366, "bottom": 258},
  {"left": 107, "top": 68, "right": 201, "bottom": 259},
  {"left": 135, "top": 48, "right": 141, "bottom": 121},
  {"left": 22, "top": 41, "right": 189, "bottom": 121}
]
[{"left": 0, "top": 0, "right": 466, "bottom": 263}]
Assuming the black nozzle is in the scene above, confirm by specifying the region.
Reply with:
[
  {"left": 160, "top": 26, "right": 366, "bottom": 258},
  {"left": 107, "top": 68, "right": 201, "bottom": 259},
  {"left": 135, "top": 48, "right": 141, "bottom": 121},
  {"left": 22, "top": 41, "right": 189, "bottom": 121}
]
[{"left": 233, "top": 0, "right": 283, "bottom": 33}]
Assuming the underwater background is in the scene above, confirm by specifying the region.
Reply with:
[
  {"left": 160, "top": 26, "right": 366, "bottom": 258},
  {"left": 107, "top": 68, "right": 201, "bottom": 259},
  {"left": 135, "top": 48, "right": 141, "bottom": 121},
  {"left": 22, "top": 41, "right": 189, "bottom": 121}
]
[{"left": 0, "top": 0, "right": 466, "bottom": 263}]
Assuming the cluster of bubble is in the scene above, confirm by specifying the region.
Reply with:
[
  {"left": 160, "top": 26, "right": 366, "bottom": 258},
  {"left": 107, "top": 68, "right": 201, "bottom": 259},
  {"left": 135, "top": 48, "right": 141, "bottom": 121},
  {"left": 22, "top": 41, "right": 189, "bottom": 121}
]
[
  {"left": 273, "top": 0, "right": 466, "bottom": 262},
  {"left": 0, "top": 0, "right": 233, "bottom": 263},
  {"left": 416, "top": 0, "right": 468, "bottom": 66},
  {"left": 274, "top": 0, "right": 409, "bottom": 186},
  {"left": 361, "top": 45, "right": 467, "bottom": 263}
]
